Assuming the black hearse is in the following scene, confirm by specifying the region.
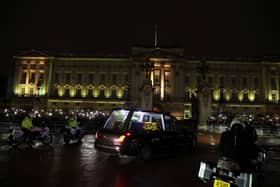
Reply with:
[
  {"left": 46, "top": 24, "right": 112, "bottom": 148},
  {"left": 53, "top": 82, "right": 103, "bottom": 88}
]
[{"left": 94, "top": 108, "right": 197, "bottom": 160}]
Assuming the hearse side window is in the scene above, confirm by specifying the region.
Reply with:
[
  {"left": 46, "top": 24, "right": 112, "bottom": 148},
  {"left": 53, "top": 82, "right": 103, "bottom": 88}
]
[
  {"left": 104, "top": 109, "right": 129, "bottom": 131},
  {"left": 128, "top": 111, "right": 146, "bottom": 132},
  {"left": 143, "top": 115, "right": 150, "bottom": 122},
  {"left": 151, "top": 115, "right": 163, "bottom": 130},
  {"left": 128, "top": 111, "right": 162, "bottom": 132},
  {"left": 164, "top": 115, "right": 176, "bottom": 132}
]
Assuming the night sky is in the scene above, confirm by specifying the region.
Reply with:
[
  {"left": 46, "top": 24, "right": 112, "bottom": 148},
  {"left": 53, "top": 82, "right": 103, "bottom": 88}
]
[{"left": 1, "top": 1, "right": 279, "bottom": 80}]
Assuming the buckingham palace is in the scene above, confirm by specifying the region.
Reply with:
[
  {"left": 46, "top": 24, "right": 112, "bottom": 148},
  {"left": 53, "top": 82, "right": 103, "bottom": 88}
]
[{"left": 8, "top": 47, "right": 280, "bottom": 120}]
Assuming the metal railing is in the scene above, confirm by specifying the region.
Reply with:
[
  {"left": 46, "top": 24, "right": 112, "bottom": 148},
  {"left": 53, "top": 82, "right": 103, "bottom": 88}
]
[{"left": 199, "top": 123, "right": 280, "bottom": 137}]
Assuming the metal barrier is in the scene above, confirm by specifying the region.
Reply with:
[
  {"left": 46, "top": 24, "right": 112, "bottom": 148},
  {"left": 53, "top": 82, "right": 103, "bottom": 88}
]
[
  {"left": 0, "top": 121, "right": 102, "bottom": 134},
  {"left": 199, "top": 124, "right": 280, "bottom": 137}
]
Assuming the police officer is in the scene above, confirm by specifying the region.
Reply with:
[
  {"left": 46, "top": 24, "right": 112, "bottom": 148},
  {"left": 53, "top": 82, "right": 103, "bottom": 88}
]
[
  {"left": 219, "top": 117, "right": 259, "bottom": 172},
  {"left": 68, "top": 115, "right": 82, "bottom": 139},
  {"left": 68, "top": 116, "right": 79, "bottom": 128},
  {"left": 21, "top": 113, "right": 34, "bottom": 143}
]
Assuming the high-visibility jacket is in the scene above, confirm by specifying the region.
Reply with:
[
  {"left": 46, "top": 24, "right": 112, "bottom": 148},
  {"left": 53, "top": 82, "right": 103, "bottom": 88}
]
[
  {"left": 21, "top": 116, "right": 33, "bottom": 129},
  {"left": 69, "top": 117, "right": 79, "bottom": 128}
]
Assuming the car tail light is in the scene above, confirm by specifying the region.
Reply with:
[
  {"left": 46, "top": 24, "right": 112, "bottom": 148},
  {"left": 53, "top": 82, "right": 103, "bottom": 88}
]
[
  {"left": 114, "top": 132, "right": 132, "bottom": 143},
  {"left": 95, "top": 132, "right": 99, "bottom": 140},
  {"left": 117, "top": 135, "right": 126, "bottom": 143}
]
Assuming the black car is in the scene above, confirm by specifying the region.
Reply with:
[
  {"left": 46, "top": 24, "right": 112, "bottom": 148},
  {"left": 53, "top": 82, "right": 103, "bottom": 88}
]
[{"left": 94, "top": 108, "right": 197, "bottom": 160}]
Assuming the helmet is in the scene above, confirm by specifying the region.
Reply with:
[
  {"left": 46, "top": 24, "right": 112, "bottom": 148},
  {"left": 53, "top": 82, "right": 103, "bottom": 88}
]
[
  {"left": 70, "top": 114, "right": 77, "bottom": 120},
  {"left": 230, "top": 117, "right": 245, "bottom": 130},
  {"left": 27, "top": 112, "right": 34, "bottom": 119}
]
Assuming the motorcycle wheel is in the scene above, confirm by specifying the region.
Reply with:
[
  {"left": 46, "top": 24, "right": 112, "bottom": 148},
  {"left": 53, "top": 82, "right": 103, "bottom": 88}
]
[
  {"left": 77, "top": 133, "right": 83, "bottom": 143},
  {"left": 64, "top": 135, "right": 71, "bottom": 144},
  {"left": 8, "top": 135, "right": 16, "bottom": 147},
  {"left": 43, "top": 134, "right": 53, "bottom": 145}
]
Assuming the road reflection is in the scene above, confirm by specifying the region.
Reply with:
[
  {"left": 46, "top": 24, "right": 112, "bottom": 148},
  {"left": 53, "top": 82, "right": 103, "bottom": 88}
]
[{"left": 0, "top": 134, "right": 279, "bottom": 187}]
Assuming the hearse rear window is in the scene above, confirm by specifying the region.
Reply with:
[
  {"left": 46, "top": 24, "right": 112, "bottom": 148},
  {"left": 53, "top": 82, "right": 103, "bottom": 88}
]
[{"left": 104, "top": 109, "right": 129, "bottom": 131}]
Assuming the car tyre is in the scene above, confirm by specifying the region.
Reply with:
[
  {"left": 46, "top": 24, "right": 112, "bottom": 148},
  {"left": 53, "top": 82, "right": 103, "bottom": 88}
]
[
  {"left": 140, "top": 144, "right": 152, "bottom": 161},
  {"left": 191, "top": 135, "right": 197, "bottom": 149},
  {"left": 64, "top": 135, "right": 71, "bottom": 144}
]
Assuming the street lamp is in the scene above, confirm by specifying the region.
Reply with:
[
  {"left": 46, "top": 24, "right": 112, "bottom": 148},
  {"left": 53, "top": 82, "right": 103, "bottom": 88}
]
[
  {"left": 143, "top": 58, "right": 154, "bottom": 80},
  {"left": 35, "top": 79, "right": 43, "bottom": 103},
  {"left": 197, "top": 60, "right": 209, "bottom": 83},
  {"left": 196, "top": 59, "right": 212, "bottom": 126}
]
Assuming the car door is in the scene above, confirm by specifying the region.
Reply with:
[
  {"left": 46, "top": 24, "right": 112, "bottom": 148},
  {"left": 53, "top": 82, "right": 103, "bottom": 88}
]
[{"left": 163, "top": 115, "right": 178, "bottom": 152}]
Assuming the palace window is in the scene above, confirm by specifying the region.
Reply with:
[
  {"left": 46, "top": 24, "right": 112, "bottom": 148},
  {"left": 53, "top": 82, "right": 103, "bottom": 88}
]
[
  {"left": 88, "top": 73, "right": 94, "bottom": 84},
  {"left": 124, "top": 73, "right": 128, "bottom": 82},
  {"left": 164, "top": 71, "right": 170, "bottom": 86},
  {"left": 77, "top": 73, "right": 82, "bottom": 83},
  {"left": 29, "top": 73, "right": 35, "bottom": 84},
  {"left": 99, "top": 89, "right": 105, "bottom": 98},
  {"left": 271, "top": 77, "right": 277, "bottom": 90},
  {"left": 231, "top": 77, "right": 236, "bottom": 88},
  {"left": 100, "top": 73, "right": 106, "bottom": 83},
  {"left": 21, "top": 88, "right": 25, "bottom": 96},
  {"left": 39, "top": 73, "right": 44, "bottom": 83},
  {"left": 208, "top": 76, "right": 213, "bottom": 87},
  {"left": 20, "top": 72, "right": 27, "bottom": 84},
  {"left": 55, "top": 73, "right": 59, "bottom": 82},
  {"left": 111, "top": 89, "right": 117, "bottom": 98},
  {"left": 220, "top": 77, "right": 224, "bottom": 89},
  {"left": 112, "top": 74, "right": 117, "bottom": 84},
  {"left": 196, "top": 76, "right": 201, "bottom": 87},
  {"left": 22, "top": 64, "right": 27, "bottom": 70},
  {"left": 30, "top": 64, "right": 36, "bottom": 69},
  {"left": 254, "top": 77, "right": 259, "bottom": 89},
  {"left": 242, "top": 77, "right": 247, "bottom": 89},
  {"left": 154, "top": 70, "right": 160, "bottom": 85},
  {"left": 66, "top": 73, "right": 71, "bottom": 83},
  {"left": 29, "top": 88, "right": 34, "bottom": 95},
  {"left": 184, "top": 76, "right": 189, "bottom": 86}
]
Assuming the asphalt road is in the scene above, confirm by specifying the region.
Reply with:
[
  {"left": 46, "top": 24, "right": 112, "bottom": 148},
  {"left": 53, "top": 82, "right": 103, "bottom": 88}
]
[{"left": 0, "top": 133, "right": 279, "bottom": 187}]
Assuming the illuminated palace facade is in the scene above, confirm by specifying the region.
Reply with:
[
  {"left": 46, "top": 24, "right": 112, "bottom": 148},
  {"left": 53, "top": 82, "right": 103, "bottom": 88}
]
[{"left": 10, "top": 48, "right": 280, "bottom": 119}]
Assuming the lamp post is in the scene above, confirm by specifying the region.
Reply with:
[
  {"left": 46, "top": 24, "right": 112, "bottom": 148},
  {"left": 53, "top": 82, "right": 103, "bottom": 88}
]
[
  {"left": 36, "top": 79, "right": 42, "bottom": 100},
  {"left": 139, "top": 58, "right": 154, "bottom": 110},
  {"left": 143, "top": 58, "right": 154, "bottom": 79},
  {"left": 34, "top": 79, "right": 42, "bottom": 111},
  {"left": 196, "top": 60, "right": 212, "bottom": 126},
  {"left": 197, "top": 60, "right": 209, "bottom": 85}
]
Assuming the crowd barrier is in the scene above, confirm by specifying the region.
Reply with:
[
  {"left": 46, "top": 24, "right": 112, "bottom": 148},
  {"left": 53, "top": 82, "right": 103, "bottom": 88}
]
[
  {"left": 200, "top": 123, "right": 280, "bottom": 136},
  {"left": 0, "top": 121, "right": 102, "bottom": 134},
  {"left": 1, "top": 121, "right": 280, "bottom": 137}
]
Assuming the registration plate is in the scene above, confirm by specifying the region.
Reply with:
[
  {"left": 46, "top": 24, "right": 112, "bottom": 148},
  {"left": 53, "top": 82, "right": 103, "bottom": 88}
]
[{"left": 213, "top": 179, "right": 230, "bottom": 187}]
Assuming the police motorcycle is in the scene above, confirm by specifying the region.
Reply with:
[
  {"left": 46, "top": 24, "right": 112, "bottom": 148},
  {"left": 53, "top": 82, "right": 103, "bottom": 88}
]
[
  {"left": 8, "top": 125, "right": 53, "bottom": 147},
  {"left": 198, "top": 149, "right": 266, "bottom": 187},
  {"left": 61, "top": 125, "right": 84, "bottom": 144},
  {"left": 198, "top": 120, "right": 266, "bottom": 187}
]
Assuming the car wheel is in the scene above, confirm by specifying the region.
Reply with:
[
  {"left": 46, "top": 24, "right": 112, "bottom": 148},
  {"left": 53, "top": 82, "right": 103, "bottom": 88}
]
[
  {"left": 186, "top": 135, "right": 197, "bottom": 150},
  {"left": 191, "top": 135, "right": 197, "bottom": 149},
  {"left": 140, "top": 145, "right": 152, "bottom": 161}
]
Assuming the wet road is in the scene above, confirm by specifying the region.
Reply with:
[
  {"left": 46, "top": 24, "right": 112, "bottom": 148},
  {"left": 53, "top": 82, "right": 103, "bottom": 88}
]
[{"left": 0, "top": 133, "right": 280, "bottom": 187}]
